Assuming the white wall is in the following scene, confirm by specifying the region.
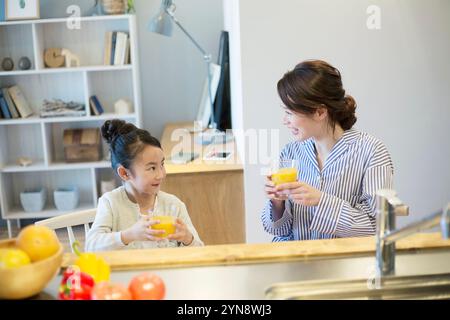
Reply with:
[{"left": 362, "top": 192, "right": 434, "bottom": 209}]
[
  {"left": 40, "top": 0, "right": 224, "bottom": 139},
  {"left": 227, "top": 0, "right": 450, "bottom": 243}
]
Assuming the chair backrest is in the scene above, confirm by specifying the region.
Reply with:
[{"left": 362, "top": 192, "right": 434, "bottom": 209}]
[{"left": 35, "top": 209, "right": 96, "bottom": 253}]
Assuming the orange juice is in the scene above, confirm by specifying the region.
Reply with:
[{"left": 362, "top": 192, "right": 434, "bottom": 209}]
[
  {"left": 151, "top": 216, "right": 176, "bottom": 238},
  {"left": 271, "top": 167, "right": 298, "bottom": 186}
]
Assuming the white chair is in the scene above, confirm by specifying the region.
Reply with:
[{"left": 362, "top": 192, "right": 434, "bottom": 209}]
[{"left": 35, "top": 209, "right": 96, "bottom": 253}]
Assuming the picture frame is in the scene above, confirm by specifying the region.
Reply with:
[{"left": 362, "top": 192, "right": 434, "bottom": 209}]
[{"left": 5, "top": 0, "right": 40, "bottom": 21}]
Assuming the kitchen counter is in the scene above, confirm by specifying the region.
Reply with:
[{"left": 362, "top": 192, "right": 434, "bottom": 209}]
[
  {"left": 62, "top": 233, "right": 450, "bottom": 271},
  {"left": 37, "top": 232, "right": 450, "bottom": 300}
]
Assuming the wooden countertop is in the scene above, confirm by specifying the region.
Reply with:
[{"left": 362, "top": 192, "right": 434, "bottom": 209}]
[
  {"left": 161, "top": 122, "right": 243, "bottom": 175},
  {"left": 63, "top": 233, "right": 450, "bottom": 271}
]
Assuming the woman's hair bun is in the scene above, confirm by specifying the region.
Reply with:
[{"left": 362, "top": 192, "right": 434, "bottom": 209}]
[
  {"left": 339, "top": 95, "right": 357, "bottom": 130},
  {"left": 101, "top": 119, "right": 127, "bottom": 144}
]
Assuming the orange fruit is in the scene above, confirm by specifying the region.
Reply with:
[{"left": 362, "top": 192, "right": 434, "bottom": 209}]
[
  {"left": 0, "top": 248, "right": 31, "bottom": 269},
  {"left": 16, "top": 225, "right": 60, "bottom": 262}
]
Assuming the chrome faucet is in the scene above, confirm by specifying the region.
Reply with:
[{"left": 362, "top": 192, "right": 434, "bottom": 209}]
[{"left": 375, "top": 189, "right": 450, "bottom": 277}]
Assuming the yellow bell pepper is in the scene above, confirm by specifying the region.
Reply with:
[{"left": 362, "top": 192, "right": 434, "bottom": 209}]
[{"left": 72, "top": 242, "right": 110, "bottom": 283}]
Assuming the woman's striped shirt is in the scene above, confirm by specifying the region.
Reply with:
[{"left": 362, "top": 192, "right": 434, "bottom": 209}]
[{"left": 261, "top": 128, "right": 394, "bottom": 241}]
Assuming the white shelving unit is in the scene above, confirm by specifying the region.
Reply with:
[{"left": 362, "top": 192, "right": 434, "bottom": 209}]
[{"left": 0, "top": 15, "right": 142, "bottom": 237}]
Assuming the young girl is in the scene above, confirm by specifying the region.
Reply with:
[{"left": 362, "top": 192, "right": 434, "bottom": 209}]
[{"left": 85, "top": 119, "right": 204, "bottom": 251}]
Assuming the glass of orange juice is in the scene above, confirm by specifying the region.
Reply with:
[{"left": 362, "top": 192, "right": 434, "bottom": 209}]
[
  {"left": 151, "top": 216, "right": 176, "bottom": 238},
  {"left": 270, "top": 159, "right": 298, "bottom": 200}
]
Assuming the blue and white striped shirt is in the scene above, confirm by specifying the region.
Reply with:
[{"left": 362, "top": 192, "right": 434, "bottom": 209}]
[{"left": 261, "top": 128, "right": 394, "bottom": 241}]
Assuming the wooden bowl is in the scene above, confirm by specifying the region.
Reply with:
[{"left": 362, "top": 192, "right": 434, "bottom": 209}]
[{"left": 0, "top": 239, "right": 63, "bottom": 300}]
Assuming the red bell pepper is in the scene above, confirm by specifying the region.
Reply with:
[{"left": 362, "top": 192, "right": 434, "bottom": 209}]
[{"left": 58, "top": 266, "right": 95, "bottom": 300}]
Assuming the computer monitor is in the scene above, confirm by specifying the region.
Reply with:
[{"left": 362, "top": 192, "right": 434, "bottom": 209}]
[{"left": 196, "top": 63, "right": 221, "bottom": 129}]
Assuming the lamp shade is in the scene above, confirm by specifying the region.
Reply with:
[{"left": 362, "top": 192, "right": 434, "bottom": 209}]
[{"left": 148, "top": 0, "right": 174, "bottom": 36}]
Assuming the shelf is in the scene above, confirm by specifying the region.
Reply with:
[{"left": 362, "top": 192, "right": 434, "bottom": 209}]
[
  {"left": 4, "top": 203, "right": 95, "bottom": 220},
  {"left": 0, "top": 14, "right": 133, "bottom": 26},
  {"left": 1, "top": 160, "right": 110, "bottom": 173},
  {"left": 0, "top": 113, "right": 137, "bottom": 125},
  {"left": 0, "top": 65, "right": 133, "bottom": 77}
]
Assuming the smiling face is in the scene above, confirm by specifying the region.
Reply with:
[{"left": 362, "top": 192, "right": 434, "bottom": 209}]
[
  {"left": 121, "top": 145, "right": 166, "bottom": 195},
  {"left": 282, "top": 106, "right": 328, "bottom": 142}
]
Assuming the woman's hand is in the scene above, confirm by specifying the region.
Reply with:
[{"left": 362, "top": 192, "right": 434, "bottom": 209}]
[
  {"left": 264, "top": 175, "right": 288, "bottom": 201},
  {"left": 167, "top": 218, "right": 194, "bottom": 246},
  {"left": 276, "top": 182, "right": 322, "bottom": 207},
  {"left": 121, "top": 216, "right": 165, "bottom": 245}
]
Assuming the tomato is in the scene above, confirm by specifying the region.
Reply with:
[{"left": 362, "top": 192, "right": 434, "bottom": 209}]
[
  {"left": 91, "top": 282, "right": 131, "bottom": 300},
  {"left": 128, "top": 273, "right": 165, "bottom": 300}
]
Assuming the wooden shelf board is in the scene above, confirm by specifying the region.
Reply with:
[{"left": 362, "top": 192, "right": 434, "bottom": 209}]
[
  {"left": 0, "top": 14, "right": 133, "bottom": 27},
  {"left": 3, "top": 203, "right": 95, "bottom": 220},
  {"left": 1, "top": 160, "right": 110, "bottom": 172},
  {"left": 0, "top": 65, "right": 132, "bottom": 77},
  {"left": 0, "top": 113, "right": 136, "bottom": 125}
]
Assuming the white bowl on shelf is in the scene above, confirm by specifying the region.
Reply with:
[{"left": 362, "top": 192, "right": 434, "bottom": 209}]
[
  {"left": 20, "top": 188, "right": 46, "bottom": 212},
  {"left": 54, "top": 186, "right": 79, "bottom": 211}
]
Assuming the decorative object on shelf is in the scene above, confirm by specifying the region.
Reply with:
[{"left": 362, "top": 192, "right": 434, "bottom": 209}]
[
  {"left": 16, "top": 157, "right": 33, "bottom": 167},
  {"left": 44, "top": 48, "right": 65, "bottom": 68},
  {"left": 126, "top": 0, "right": 135, "bottom": 13},
  {"left": 89, "top": 95, "right": 105, "bottom": 115},
  {"left": 18, "top": 56, "right": 32, "bottom": 70},
  {"left": 54, "top": 186, "right": 79, "bottom": 211},
  {"left": 61, "top": 49, "right": 81, "bottom": 68},
  {"left": 40, "top": 99, "right": 86, "bottom": 118},
  {"left": 4, "top": 0, "right": 40, "bottom": 21},
  {"left": 1, "top": 57, "right": 14, "bottom": 71},
  {"left": 20, "top": 188, "right": 46, "bottom": 212},
  {"left": 114, "top": 98, "right": 132, "bottom": 114},
  {"left": 101, "top": 0, "right": 126, "bottom": 15},
  {"left": 63, "top": 128, "right": 103, "bottom": 162},
  {"left": 101, "top": 179, "right": 117, "bottom": 195}
]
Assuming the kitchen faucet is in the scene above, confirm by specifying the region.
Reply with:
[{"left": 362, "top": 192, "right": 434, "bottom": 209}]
[{"left": 375, "top": 189, "right": 450, "bottom": 276}]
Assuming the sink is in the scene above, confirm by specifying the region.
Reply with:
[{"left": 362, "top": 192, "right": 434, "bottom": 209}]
[{"left": 266, "top": 272, "right": 450, "bottom": 300}]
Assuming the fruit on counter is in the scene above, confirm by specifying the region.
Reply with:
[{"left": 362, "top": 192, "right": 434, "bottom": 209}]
[
  {"left": 0, "top": 248, "right": 31, "bottom": 269},
  {"left": 72, "top": 241, "right": 111, "bottom": 283},
  {"left": 151, "top": 216, "right": 176, "bottom": 238},
  {"left": 271, "top": 167, "right": 298, "bottom": 186},
  {"left": 129, "top": 272, "right": 165, "bottom": 300},
  {"left": 91, "top": 282, "right": 132, "bottom": 300},
  {"left": 58, "top": 266, "right": 95, "bottom": 300},
  {"left": 16, "top": 225, "right": 60, "bottom": 262}
]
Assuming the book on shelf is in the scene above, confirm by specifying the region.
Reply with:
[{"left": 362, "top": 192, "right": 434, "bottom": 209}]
[
  {"left": 0, "top": 91, "right": 12, "bottom": 119},
  {"left": 104, "top": 31, "right": 130, "bottom": 66},
  {"left": 8, "top": 85, "right": 34, "bottom": 118},
  {"left": 0, "top": 0, "right": 5, "bottom": 22},
  {"left": 89, "top": 95, "right": 105, "bottom": 116},
  {"left": 2, "top": 88, "right": 20, "bottom": 118},
  {"left": 103, "top": 31, "right": 113, "bottom": 66},
  {"left": 110, "top": 31, "right": 117, "bottom": 66},
  {"left": 125, "top": 38, "right": 131, "bottom": 64}
]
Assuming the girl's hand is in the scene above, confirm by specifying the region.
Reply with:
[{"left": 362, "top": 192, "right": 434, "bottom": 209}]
[
  {"left": 121, "top": 216, "right": 165, "bottom": 245},
  {"left": 275, "top": 182, "right": 322, "bottom": 207},
  {"left": 167, "top": 218, "right": 194, "bottom": 246}
]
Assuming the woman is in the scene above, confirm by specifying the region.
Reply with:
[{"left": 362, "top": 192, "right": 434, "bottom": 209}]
[{"left": 261, "top": 60, "right": 393, "bottom": 241}]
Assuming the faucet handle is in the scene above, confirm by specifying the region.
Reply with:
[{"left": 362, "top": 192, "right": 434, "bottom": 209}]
[{"left": 395, "top": 205, "right": 409, "bottom": 216}]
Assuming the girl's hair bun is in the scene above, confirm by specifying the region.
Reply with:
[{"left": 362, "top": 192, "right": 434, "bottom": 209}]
[{"left": 101, "top": 119, "right": 127, "bottom": 144}]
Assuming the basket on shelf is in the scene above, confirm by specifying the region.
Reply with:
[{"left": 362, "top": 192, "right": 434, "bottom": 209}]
[{"left": 101, "top": 0, "right": 127, "bottom": 15}]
